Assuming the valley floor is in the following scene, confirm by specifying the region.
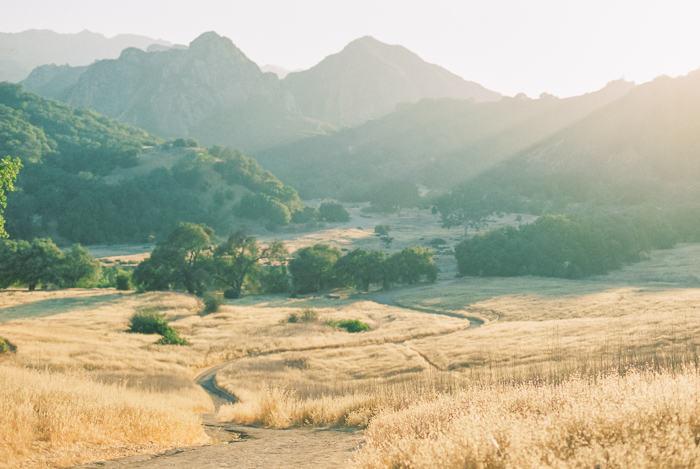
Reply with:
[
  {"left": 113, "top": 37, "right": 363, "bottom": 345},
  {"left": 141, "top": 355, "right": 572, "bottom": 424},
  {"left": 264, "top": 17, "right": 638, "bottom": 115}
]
[{"left": 2, "top": 236, "right": 700, "bottom": 467}]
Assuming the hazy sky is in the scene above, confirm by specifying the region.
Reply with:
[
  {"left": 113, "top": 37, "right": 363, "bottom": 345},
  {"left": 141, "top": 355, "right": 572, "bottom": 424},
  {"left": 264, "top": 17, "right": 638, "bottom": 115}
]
[{"left": 3, "top": 0, "right": 700, "bottom": 97}]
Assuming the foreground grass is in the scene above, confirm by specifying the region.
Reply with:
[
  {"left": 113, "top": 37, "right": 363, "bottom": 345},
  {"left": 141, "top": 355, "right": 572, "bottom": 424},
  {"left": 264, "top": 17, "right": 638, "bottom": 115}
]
[
  {"left": 0, "top": 366, "right": 208, "bottom": 469},
  {"left": 353, "top": 368, "right": 700, "bottom": 468}
]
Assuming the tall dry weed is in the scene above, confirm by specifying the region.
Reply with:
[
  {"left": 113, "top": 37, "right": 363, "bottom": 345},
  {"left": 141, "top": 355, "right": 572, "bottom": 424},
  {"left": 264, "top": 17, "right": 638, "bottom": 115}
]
[
  {"left": 353, "top": 367, "right": 700, "bottom": 468},
  {"left": 0, "top": 365, "right": 209, "bottom": 469}
]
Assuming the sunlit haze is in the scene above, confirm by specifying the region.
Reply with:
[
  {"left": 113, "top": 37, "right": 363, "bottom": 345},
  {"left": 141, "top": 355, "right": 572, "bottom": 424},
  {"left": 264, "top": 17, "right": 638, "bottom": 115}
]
[{"left": 4, "top": 0, "right": 700, "bottom": 97}]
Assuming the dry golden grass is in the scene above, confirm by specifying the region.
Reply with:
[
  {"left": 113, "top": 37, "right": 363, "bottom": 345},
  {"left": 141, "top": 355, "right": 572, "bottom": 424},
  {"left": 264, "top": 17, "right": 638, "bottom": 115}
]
[
  {"left": 0, "top": 366, "right": 208, "bottom": 469},
  {"left": 353, "top": 368, "right": 700, "bottom": 468},
  {"left": 5, "top": 240, "right": 700, "bottom": 468}
]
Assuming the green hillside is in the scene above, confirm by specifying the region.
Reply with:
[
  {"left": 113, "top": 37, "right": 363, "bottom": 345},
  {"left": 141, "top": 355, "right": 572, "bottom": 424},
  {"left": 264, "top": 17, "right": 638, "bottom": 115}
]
[
  {"left": 0, "top": 83, "right": 303, "bottom": 244},
  {"left": 255, "top": 80, "right": 634, "bottom": 200}
]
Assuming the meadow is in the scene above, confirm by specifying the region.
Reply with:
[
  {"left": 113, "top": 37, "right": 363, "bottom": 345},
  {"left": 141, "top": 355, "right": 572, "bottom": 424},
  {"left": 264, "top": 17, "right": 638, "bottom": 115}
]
[{"left": 2, "top": 214, "right": 700, "bottom": 467}]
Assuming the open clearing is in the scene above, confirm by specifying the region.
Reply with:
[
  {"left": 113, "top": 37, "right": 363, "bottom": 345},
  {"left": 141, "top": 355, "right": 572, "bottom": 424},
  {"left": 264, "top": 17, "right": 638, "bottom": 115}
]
[{"left": 3, "top": 234, "right": 700, "bottom": 467}]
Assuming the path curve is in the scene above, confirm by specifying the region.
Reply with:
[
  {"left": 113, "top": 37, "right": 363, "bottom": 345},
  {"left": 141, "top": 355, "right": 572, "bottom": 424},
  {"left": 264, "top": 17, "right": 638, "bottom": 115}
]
[{"left": 72, "top": 282, "right": 482, "bottom": 468}]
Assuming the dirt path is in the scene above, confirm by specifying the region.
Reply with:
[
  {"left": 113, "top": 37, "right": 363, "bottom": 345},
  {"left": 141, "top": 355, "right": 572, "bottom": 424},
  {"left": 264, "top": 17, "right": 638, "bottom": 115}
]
[
  {"left": 71, "top": 361, "right": 363, "bottom": 469},
  {"left": 70, "top": 284, "right": 484, "bottom": 468},
  {"left": 363, "top": 280, "right": 484, "bottom": 326}
]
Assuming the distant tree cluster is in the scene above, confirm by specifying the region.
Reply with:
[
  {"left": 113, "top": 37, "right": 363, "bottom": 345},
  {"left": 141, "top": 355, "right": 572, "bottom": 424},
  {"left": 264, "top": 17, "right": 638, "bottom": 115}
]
[
  {"left": 289, "top": 244, "right": 438, "bottom": 295},
  {"left": 290, "top": 201, "right": 350, "bottom": 224},
  {"left": 132, "top": 223, "right": 438, "bottom": 297},
  {"left": 454, "top": 212, "right": 683, "bottom": 279},
  {"left": 0, "top": 238, "right": 101, "bottom": 290},
  {"left": 132, "top": 223, "right": 288, "bottom": 297}
]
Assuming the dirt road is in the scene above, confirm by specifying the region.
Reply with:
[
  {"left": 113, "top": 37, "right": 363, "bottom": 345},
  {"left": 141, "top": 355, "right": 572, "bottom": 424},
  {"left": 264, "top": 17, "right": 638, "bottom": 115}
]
[{"left": 70, "top": 283, "right": 482, "bottom": 469}]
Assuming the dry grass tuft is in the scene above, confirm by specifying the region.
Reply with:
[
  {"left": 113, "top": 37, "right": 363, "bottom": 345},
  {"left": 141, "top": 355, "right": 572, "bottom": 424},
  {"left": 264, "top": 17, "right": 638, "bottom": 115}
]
[
  {"left": 353, "top": 367, "right": 700, "bottom": 468},
  {"left": 0, "top": 365, "right": 209, "bottom": 469}
]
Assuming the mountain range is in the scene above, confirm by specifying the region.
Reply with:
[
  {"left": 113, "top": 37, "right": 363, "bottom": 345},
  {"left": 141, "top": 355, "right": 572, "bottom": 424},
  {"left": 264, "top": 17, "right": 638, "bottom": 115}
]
[
  {"left": 10, "top": 28, "right": 700, "bottom": 217},
  {"left": 0, "top": 29, "right": 171, "bottom": 83},
  {"left": 21, "top": 32, "right": 501, "bottom": 151}
]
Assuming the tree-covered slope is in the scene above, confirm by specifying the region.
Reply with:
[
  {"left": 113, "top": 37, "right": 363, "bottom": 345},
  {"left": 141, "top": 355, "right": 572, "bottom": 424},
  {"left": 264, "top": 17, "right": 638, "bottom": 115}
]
[
  {"left": 0, "top": 83, "right": 303, "bottom": 244},
  {"left": 254, "top": 80, "right": 635, "bottom": 199}
]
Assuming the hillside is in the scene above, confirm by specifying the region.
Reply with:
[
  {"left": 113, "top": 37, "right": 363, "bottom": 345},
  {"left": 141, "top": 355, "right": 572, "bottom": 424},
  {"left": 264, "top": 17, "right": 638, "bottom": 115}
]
[
  {"left": 0, "top": 83, "right": 303, "bottom": 244},
  {"left": 436, "top": 70, "right": 700, "bottom": 227},
  {"left": 254, "top": 80, "right": 635, "bottom": 199},
  {"left": 283, "top": 36, "right": 501, "bottom": 127},
  {"left": 517, "top": 71, "right": 700, "bottom": 189},
  {"left": 0, "top": 29, "right": 171, "bottom": 83},
  {"left": 22, "top": 32, "right": 329, "bottom": 152}
]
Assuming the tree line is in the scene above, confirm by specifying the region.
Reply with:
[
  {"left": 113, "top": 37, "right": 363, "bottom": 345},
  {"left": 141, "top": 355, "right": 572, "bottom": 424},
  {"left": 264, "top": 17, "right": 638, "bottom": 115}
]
[
  {"left": 132, "top": 222, "right": 438, "bottom": 297},
  {"left": 454, "top": 211, "right": 689, "bottom": 279},
  {"left": 0, "top": 238, "right": 104, "bottom": 290}
]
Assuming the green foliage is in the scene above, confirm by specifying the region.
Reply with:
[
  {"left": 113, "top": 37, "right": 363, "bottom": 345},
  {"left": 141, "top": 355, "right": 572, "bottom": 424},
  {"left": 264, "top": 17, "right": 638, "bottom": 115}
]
[
  {"left": 115, "top": 272, "right": 131, "bottom": 291},
  {"left": 319, "top": 201, "right": 350, "bottom": 222},
  {"left": 427, "top": 238, "right": 447, "bottom": 246},
  {"left": 291, "top": 206, "right": 320, "bottom": 224},
  {"left": 259, "top": 264, "right": 290, "bottom": 294},
  {"left": 386, "top": 246, "right": 439, "bottom": 286},
  {"left": 328, "top": 319, "right": 370, "bottom": 333},
  {"left": 154, "top": 328, "right": 190, "bottom": 345},
  {"left": 212, "top": 230, "right": 288, "bottom": 298},
  {"left": 0, "top": 156, "right": 21, "bottom": 238},
  {"left": 234, "top": 193, "right": 291, "bottom": 226},
  {"left": 132, "top": 222, "right": 213, "bottom": 294},
  {"left": 374, "top": 224, "right": 390, "bottom": 236},
  {"left": 60, "top": 244, "right": 102, "bottom": 287},
  {"left": 289, "top": 244, "right": 343, "bottom": 294},
  {"left": 453, "top": 213, "right": 680, "bottom": 279},
  {"left": 128, "top": 309, "right": 170, "bottom": 335},
  {"left": 334, "top": 248, "right": 387, "bottom": 291},
  {"left": 0, "top": 86, "right": 302, "bottom": 243},
  {"left": 0, "top": 337, "right": 10, "bottom": 354},
  {"left": 0, "top": 237, "right": 101, "bottom": 290},
  {"left": 202, "top": 291, "right": 224, "bottom": 315}
]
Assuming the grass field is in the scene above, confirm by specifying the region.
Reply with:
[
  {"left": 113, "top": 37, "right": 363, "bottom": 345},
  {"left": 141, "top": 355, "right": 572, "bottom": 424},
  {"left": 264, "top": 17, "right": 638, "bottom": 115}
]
[{"left": 3, "top": 235, "right": 700, "bottom": 467}]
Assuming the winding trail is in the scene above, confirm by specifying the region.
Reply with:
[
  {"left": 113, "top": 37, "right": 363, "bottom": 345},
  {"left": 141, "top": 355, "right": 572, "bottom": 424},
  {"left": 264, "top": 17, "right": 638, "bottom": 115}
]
[{"left": 72, "top": 283, "right": 480, "bottom": 468}]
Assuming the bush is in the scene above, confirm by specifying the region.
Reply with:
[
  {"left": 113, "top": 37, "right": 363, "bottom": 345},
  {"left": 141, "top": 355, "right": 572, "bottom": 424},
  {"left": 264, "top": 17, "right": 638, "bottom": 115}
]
[
  {"left": 329, "top": 319, "right": 370, "bottom": 333},
  {"left": 374, "top": 225, "right": 390, "bottom": 236},
  {"left": 223, "top": 288, "right": 239, "bottom": 299},
  {"left": 319, "top": 201, "right": 350, "bottom": 222},
  {"left": 288, "top": 308, "right": 319, "bottom": 323},
  {"left": 0, "top": 338, "right": 10, "bottom": 354},
  {"left": 154, "top": 328, "right": 190, "bottom": 345},
  {"left": 115, "top": 273, "right": 131, "bottom": 290},
  {"left": 202, "top": 291, "right": 224, "bottom": 315},
  {"left": 427, "top": 238, "right": 447, "bottom": 246},
  {"left": 128, "top": 309, "right": 170, "bottom": 335},
  {"left": 301, "top": 307, "right": 318, "bottom": 322}
]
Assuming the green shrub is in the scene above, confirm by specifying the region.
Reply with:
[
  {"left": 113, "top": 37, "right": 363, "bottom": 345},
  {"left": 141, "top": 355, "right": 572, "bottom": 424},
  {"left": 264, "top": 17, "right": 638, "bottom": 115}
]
[
  {"left": 0, "top": 338, "right": 10, "bottom": 354},
  {"left": 427, "top": 238, "right": 447, "bottom": 246},
  {"left": 329, "top": 319, "right": 370, "bottom": 333},
  {"left": 287, "top": 312, "right": 299, "bottom": 323},
  {"left": 128, "top": 309, "right": 170, "bottom": 335},
  {"left": 154, "top": 328, "right": 190, "bottom": 345},
  {"left": 115, "top": 273, "right": 131, "bottom": 290},
  {"left": 202, "top": 291, "right": 224, "bottom": 315},
  {"left": 374, "top": 225, "right": 390, "bottom": 236},
  {"left": 223, "top": 288, "right": 238, "bottom": 299}
]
